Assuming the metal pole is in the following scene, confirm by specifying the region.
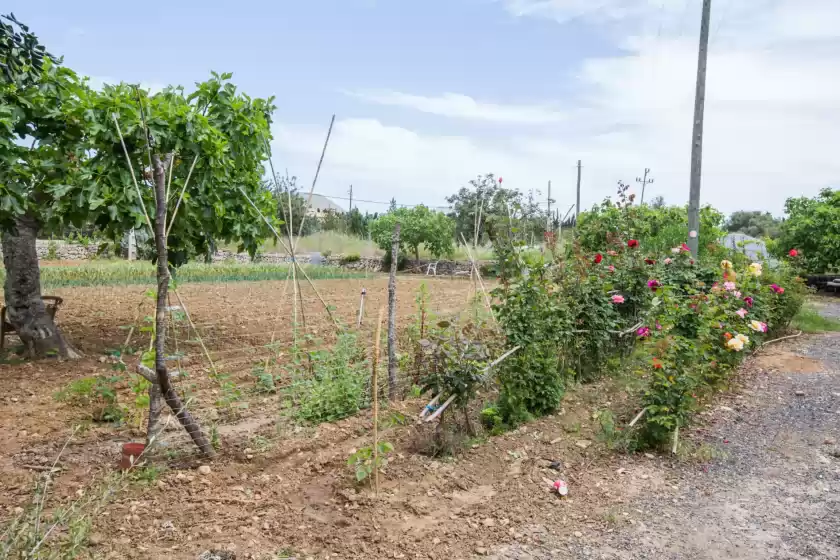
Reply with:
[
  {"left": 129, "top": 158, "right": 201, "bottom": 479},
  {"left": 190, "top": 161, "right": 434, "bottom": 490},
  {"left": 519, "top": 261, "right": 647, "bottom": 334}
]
[{"left": 687, "top": 0, "right": 712, "bottom": 255}]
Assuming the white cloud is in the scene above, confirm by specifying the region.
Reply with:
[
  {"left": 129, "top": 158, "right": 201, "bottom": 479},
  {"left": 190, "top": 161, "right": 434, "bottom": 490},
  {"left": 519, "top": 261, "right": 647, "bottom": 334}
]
[
  {"left": 346, "top": 90, "right": 567, "bottom": 124},
  {"left": 272, "top": 0, "right": 840, "bottom": 217}
]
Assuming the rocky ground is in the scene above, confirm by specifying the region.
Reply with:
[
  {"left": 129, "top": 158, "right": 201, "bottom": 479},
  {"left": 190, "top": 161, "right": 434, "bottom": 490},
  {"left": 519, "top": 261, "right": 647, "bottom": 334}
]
[{"left": 492, "top": 298, "right": 840, "bottom": 560}]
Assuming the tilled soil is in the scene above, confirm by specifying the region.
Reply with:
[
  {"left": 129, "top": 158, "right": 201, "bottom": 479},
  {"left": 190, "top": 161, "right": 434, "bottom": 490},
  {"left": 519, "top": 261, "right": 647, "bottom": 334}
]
[
  {"left": 3, "top": 290, "right": 839, "bottom": 560},
  {"left": 492, "top": 298, "right": 840, "bottom": 560}
]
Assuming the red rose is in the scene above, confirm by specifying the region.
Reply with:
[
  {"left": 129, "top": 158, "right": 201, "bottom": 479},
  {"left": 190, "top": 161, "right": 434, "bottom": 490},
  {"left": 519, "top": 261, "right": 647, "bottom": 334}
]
[
  {"left": 789, "top": 249, "right": 798, "bottom": 257},
  {"left": 594, "top": 253, "right": 603, "bottom": 264},
  {"left": 498, "top": 177, "right": 503, "bottom": 184},
  {"left": 628, "top": 239, "right": 639, "bottom": 248},
  {"left": 645, "top": 258, "right": 655, "bottom": 265}
]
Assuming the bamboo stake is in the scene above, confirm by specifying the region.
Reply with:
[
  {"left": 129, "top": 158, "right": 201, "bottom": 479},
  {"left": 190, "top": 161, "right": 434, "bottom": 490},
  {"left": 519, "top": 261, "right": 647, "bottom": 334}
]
[
  {"left": 171, "top": 289, "right": 219, "bottom": 377},
  {"left": 166, "top": 154, "right": 199, "bottom": 237},
  {"left": 460, "top": 233, "right": 494, "bottom": 320},
  {"left": 372, "top": 307, "right": 384, "bottom": 497},
  {"left": 166, "top": 151, "right": 176, "bottom": 203},
  {"left": 237, "top": 186, "right": 339, "bottom": 328},
  {"left": 672, "top": 425, "right": 680, "bottom": 455},
  {"left": 628, "top": 408, "right": 647, "bottom": 427},
  {"left": 294, "top": 114, "right": 336, "bottom": 252},
  {"left": 112, "top": 114, "right": 153, "bottom": 235}
]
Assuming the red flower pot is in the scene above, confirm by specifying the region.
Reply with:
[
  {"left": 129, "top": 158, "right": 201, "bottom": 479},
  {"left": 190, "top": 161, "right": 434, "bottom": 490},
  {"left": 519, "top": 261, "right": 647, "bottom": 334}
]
[{"left": 120, "top": 443, "right": 146, "bottom": 470}]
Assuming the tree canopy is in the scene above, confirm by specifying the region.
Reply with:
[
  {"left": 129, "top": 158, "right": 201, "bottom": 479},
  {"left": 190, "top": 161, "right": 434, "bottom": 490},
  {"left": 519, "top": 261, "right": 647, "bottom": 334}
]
[
  {"left": 725, "top": 210, "right": 781, "bottom": 239},
  {"left": 775, "top": 188, "right": 840, "bottom": 273},
  {"left": 370, "top": 205, "right": 455, "bottom": 260}
]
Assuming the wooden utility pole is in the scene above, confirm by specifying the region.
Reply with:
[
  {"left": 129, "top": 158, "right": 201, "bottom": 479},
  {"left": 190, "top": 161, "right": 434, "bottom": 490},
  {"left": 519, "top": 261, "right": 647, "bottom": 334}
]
[
  {"left": 546, "top": 180, "right": 552, "bottom": 231},
  {"left": 636, "top": 168, "right": 654, "bottom": 205},
  {"left": 348, "top": 185, "right": 353, "bottom": 212},
  {"left": 387, "top": 222, "right": 400, "bottom": 400},
  {"left": 687, "top": 0, "right": 712, "bottom": 255},
  {"left": 575, "top": 160, "right": 582, "bottom": 221}
]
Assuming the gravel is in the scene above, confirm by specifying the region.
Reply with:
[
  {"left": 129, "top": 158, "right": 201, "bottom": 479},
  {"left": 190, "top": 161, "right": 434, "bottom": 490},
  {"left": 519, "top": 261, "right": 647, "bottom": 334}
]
[{"left": 492, "top": 300, "right": 840, "bottom": 560}]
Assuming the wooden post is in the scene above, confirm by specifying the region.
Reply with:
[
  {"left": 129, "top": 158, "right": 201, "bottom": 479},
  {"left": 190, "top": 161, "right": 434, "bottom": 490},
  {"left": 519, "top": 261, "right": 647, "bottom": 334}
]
[
  {"left": 372, "top": 308, "right": 384, "bottom": 496},
  {"left": 357, "top": 287, "right": 366, "bottom": 327},
  {"left": 687, "top": 0, "right": 713, "bottom": 255},
  {"left": 387, "top": 222, "right": 400, "bottom": 400}
]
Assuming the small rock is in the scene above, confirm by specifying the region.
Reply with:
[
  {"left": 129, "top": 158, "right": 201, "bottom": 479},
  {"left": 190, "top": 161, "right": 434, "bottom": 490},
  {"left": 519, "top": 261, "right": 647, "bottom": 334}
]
[
  {"left": 794, "top": 390, "right": 806, "bottom": 397},
  {"left": 13, "top": 506, "right": 24, "bottom": 515},
  {"left": 482, "top": 518, "right": 496, "bottom": 527},
  {"left": 89, "top": 533, "right": 104, "bottom": 546},
  {"left": 616, "top": 468, "right": 627, "bottom": 475},
  {"left": 17, "top": 430, "right": 27, "bottom": 438},
  {"left": 644, "top": 453, "right": 655, "bottom": 459},
  {"left": 176, "top": 473, "right": 187, "bottom": 481},
  {"left": 575, "top": 440, "right": 592, "bottom": 449},
  {"left": 98, "top": 356, "right": 107, "bottom": 363},
  {"left": 475, "top": 547, "right": 488, "bottom": 556},
  {"left": 198, "top": 465, "right": 212, "bottom": 475},
  {"left": 432, "top": 538, "right": 441, "bottom": 545},
  {"left": 824, "top": 438, "right": 836, "bottom": 446},
  {"left": 574, "top": 531, "right": 583, "bottom": 538}
]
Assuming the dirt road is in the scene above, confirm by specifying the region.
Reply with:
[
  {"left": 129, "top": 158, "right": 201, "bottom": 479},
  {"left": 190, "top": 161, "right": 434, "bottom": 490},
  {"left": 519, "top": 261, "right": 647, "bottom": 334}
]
[{"left": 493, "top": 300, "right": 840, "bottom": 560}]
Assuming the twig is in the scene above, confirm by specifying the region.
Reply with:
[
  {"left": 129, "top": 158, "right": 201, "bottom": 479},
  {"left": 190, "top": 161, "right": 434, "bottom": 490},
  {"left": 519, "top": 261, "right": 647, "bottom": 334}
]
[
  {"left": 759, "top": 331, "right": 803, "bottom": 349},
  {"left": 166, "top": 154, "right": 199, "bottom": 237},
  {"left": 112, "top": 113, "right": 154, "bottom": 235}
]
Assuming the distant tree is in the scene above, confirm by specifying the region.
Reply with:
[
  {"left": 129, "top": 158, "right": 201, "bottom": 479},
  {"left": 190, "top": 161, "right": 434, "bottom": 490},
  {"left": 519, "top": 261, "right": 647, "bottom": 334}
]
[
  {"left": 725, "top": 210, "right": 782, "bottom": 238},
  {"left": 649, "top": 195, "right": 666, "bottom": 209},
  {"left": 775, "top": 188, "right": 840, "bottom": 273},
  {"left": 446, "top": 173, "right": 545, "bottom": 246},
  {"left": 270, "top": 174, "right": 317, "bottom": 238},
  {"left": 370, "top": 206, "right": 455, "bottom": 260}
]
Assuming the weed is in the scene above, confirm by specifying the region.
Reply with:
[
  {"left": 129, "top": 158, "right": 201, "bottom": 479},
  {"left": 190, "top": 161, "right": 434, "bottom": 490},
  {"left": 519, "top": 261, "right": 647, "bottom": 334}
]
[
  {"left": 275, "top": 547, "right": 299, "bottom": 558},
  {"left": 282, "top": 333, "right": 369, "bottom": 425},
  {"left": 249, "top": 435, "right": 272, "bottom": 453},
  {"left": 130, "top": 465, "right": 162, "bottom": 484},
  {"left": 54, "top": 375, "right": 124, "bottom": 423},
  {"left": 251, "top": 363, "right": 276, "bottom": 394},
  {"left": 791, "top": 303, "right": 840, "bottom": 333}
]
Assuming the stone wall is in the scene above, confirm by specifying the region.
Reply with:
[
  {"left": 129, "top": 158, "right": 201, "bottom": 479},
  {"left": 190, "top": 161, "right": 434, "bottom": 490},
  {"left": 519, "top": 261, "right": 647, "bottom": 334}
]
[
  {"left": 0, "top": 240, "right": 104, "bottom": 261},
  {"left": 9, "top": 242, "right": 489, "bottom": 276}
]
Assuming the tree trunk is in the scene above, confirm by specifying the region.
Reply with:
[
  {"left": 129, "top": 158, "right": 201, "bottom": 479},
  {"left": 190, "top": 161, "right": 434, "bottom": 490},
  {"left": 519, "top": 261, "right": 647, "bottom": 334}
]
[
  {"left": 387, "top": 222, "right": 400, "bottom": 400},
  {"left": 151, "top": 154, "right": 215, "bottom": 457},
  {"left": 1, "top": 214, "right": 79, "bottom": 359}
]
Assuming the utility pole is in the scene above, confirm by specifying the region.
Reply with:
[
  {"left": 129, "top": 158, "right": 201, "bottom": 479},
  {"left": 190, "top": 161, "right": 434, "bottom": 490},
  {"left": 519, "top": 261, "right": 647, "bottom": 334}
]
[
  {"left": 636, "top": 168, "right": 654, "bottom": 205},
  {"left": 348, "top": 185, "right": 353, "bottom": 212},
  {"left": 575, "top": 160, "right": 582, "bottom": 221},
  {"left": 687, "top": 0, "right": 712, "bottom": 255},
  {"left": 546, "top": 180, "right": 551, "bottom": 231}
]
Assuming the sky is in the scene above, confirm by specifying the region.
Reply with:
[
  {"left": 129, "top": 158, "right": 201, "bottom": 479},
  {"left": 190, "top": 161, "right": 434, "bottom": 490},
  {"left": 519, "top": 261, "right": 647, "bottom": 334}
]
[{"left": 9, "top": 0, "right": 840, "bottom": 216}]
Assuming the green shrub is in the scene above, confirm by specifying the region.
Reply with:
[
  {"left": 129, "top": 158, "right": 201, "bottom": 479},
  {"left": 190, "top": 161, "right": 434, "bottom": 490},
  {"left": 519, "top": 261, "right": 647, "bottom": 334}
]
[
  {"left": 341, "top": 253, "right": 361, "bottom": 263},
  {"left": 282, "top": 333, "right": 369, "bottom": 424}
]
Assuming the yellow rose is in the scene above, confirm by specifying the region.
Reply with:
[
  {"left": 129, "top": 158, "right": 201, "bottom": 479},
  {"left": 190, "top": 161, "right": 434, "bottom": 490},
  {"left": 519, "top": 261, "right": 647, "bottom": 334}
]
[
  {"left": 726, "top": 338, "right": 745, "bottom": 352},
  {"left": 720, "top": 260, "right": 733, "bottom": 270},
  {"left": 748, "top": 262, "right": 763, "bottom": 277}
]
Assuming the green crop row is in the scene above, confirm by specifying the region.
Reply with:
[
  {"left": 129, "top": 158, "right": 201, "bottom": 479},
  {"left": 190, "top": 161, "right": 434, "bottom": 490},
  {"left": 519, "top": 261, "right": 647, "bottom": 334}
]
[{"left": 0, "top": 260, "right": 372, "bottom": 288}]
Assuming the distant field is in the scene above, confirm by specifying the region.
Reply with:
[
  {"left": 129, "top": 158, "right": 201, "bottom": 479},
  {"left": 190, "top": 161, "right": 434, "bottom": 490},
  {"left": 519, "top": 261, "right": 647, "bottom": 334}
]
[{"left": 2, "top": 260, "right": 370, "bottom": 289}]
